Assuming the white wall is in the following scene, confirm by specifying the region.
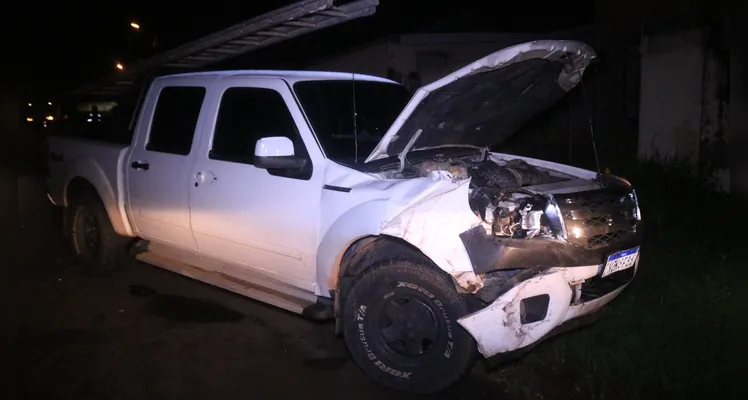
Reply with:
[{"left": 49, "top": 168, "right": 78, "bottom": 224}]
[
  {"left": 638, "top": 28, "right": 729, "bottom": 192},
  {"left": 638, "top": 29, "right": 705, "bottom": 162}
]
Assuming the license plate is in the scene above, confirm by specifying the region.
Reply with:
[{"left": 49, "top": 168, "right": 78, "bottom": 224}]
[{"left": 602, "top": 247, "right": 640, "bottom": 278}]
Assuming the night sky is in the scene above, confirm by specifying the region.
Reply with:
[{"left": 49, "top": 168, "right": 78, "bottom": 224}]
[{"left": 14, "top": 0, "right": 592, "bottom": 97}]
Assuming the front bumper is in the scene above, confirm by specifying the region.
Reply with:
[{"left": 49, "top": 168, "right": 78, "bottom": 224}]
[{"left": 457, "top": 259, "right": 638, "bottom": 358}]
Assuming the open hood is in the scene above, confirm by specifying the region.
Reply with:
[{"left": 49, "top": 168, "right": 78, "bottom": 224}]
[{"left": 364, "top": 40, "right": 596, "bottom": 164}]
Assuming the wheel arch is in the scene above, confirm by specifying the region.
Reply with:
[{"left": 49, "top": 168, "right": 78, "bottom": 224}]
[
  {"left": 330, "top": 234, "right": 462, "bottom": 335},
  {"left": 337, "top": 235, "right": 438, "bottom": 283},
  {"left": 62, "top": 174, "right": 134, "bottom": 237},
  {"left": 65, "top": 176, "right": 99, "bottom": 203}
]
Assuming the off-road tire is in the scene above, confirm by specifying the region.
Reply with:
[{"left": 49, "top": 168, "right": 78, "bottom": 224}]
[
  {"left": 67, "top": 192, "right": 128, "bottom": 275},
  {"left": 343, "top": 260, "right": 477, "bottom": 394}
]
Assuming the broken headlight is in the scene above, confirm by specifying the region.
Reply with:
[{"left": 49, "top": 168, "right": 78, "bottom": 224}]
[
  {"left": 488, "top": 196, "right": 549, "bottom": 239},
  {"left": 629, "top": 189, "right": 642, "bottom": 221}
]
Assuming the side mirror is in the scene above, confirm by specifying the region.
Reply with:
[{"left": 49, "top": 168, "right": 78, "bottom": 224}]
[{"left": 254, "top": 136, "right": 306, "bottom": 170}]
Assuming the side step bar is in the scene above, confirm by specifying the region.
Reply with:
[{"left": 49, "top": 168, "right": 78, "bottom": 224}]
[{"left": 132, "top": 241, "right": 333, "bottom": 320}]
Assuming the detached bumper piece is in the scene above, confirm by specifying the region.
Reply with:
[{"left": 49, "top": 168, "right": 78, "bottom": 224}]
[{"left": 457, "top": 263, "right": 637, "bottom": 359}]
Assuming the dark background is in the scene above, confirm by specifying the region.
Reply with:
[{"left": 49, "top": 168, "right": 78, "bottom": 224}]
[{"left": 12, "top": 0, "right": 596, "bottom": 97}]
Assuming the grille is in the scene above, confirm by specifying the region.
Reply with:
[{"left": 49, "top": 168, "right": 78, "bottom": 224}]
[
  {"left": 556, "top": 188, "right": 639, "bottom": 250},
  {"left": 579, "top": 196, "right": 622, "bottom": 211},
  {"left": 587, "top": 230, "right": 630, "bottom": 248},
  {"left": 585, "top": 216, "right": 609, "bottom": 228}
]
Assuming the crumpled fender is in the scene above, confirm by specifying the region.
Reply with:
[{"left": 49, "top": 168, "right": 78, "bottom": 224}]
[
  {"left": 315, "top": 171, "right": 483, "bottom": 297},
  {"left": 378, "top": 172, "right": 483, "bottom": 290}
]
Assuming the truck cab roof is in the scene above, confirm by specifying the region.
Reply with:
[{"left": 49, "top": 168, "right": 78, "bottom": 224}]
[{"left": 154, "top": 70, "right": 398, "bottom": 85}]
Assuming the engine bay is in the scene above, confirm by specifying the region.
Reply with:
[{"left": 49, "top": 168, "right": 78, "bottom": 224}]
[{"left": 391, "top": 153, "right": 573, "bottom": 239}]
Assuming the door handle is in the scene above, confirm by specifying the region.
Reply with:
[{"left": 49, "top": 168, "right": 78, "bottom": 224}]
[
  {"left": 131, "top": 161, "right": 150, "bottom": 171},
  {"left": 49, "top": 152, "right": 64, "bottom": 162},
  {"left": 194, "top": 171, "right": 217, "bottom": 187}
]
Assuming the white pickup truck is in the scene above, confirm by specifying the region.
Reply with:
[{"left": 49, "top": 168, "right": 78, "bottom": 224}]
[{"left": 46, "top": 40, "right": 642, "bottom": 393}]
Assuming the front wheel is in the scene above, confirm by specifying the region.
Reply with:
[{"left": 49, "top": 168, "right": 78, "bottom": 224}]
[{"left": 343, "top": 261, "right": 477, "bottom": 394}]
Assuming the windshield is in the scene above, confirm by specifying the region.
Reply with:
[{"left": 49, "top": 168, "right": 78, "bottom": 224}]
[{"left": 293, "top": 80, "right": 411, "bottom": 164}]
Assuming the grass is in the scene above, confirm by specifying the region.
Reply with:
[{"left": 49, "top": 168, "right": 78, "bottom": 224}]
[{"left": 491, "top": 155, "right": 734, "bottom": 399}]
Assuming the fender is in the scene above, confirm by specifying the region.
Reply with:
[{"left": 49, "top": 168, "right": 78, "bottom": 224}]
[
  {"left": 379, "top": 179, "right": 476, "bottom": 272},
  {"left": 61, "top": 155, "right": 135, "bottom": 237},
  {"left": 315, "top": 171, "right": 484, "bottom": 296},
  {"left": 315, "top": 199, "right": 390, "bottom": 296},
  {"left": 379, "top": 176, "right": 481, "bottom": 290}
]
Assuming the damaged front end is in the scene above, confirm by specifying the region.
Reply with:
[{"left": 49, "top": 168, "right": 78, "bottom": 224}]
[
  {"left": 461, "top": 168, "right": 642, "bottom": 301},
  {"left": 452, "top": 158, "right": 643, "bottom": 358},
  {"left": 350, "top": 39, "right": 641, "bottom": 360}
]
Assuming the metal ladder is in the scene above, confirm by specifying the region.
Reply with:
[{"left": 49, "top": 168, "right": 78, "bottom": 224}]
[{"left": 74, "top": 0, "right": 379, "bottom": 96}]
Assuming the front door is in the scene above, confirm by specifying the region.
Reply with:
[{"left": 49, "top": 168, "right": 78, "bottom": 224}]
[
  {"left": 189, "top": 78, "right": 324, "bottom": 291},
  {"left": 126, "top": 83, "right": 208, "bottom": 251}
]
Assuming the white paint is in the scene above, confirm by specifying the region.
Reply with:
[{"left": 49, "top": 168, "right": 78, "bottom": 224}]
[
  {"left": 255, "top": 136, "right": 295, "bottom": 157},
  {"left": 136, "top": 241, "right": 318, "bottom": 313},
  {"left": 458, "top": 264, "right": 635, "bottom": 358},
  {"left": 187, "top": 76, "right": 325, "bottom": 290},
  {"left": 46, "top": 138, "right": 134, "bottom": 237},
  {"left": 164, "top": 69, "right": 398, "bottom": 84}
]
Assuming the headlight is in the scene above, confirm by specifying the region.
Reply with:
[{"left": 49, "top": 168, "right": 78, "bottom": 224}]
[
  {"left": 544, "top": 197, "right": 567, "bottom": 238},
  {"left": 629, "top": 190, "right": 642, "bottom": 220}
]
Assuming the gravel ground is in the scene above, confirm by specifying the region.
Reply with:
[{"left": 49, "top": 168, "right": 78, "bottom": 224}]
[{"left": 12, "top": 171, "right": 512, "bottom": 399}]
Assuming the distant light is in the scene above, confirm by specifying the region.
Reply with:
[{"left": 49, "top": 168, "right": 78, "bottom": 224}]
[
  {"left": 27, "top": 103, "right": 32, "bottom": 107},
  {"left": 130, "top": 22, "right": 140, "bottom": 29},
  {"left": 26, "top": 117, "right": 33, "bottom": 122},
  {"left": 116, "top": 62, "right": 124, "bottom": 70},
  {"left": 45, "top": 115, "right": 54, "bottom": 121},
  {"left": 48, "top": 101, "right": 52, "bottom": 105}
]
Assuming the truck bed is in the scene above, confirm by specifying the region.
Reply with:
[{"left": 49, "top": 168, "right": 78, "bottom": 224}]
[{"left": 46, "top": 136, "right": 133, "bottom": 236}]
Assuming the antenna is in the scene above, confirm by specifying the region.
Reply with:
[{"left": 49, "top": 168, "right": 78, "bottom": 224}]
[
  {"left": 352, "top": 73, "right": 359, "bottom": 163},
  {"left": 578, "top": 69, "right": 602, "bottom": 176}
]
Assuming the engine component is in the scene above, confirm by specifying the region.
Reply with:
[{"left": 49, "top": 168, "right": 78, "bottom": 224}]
[
  {"left": 400, "top": 156, "right": 564, "bottom": 241},
  {"left": 503, "top": 159, "right": 554, "bottom": 187},
  {"left": 470, "top": 192, "right": 550, "bottom": 239},
  {"left": 468, "top": 158, "right": 559, "bottom": 190},
  {"left": 469, "top": 161, "right": 521, "bottom": 189},
  {"left": 490, "top": 198, "right": 532, "bottom": 238},
  {"left": 493, "top": 206, "right": 520, "bottom": 236},
  {"left": 420, "top": 160, "right": 469, "bottom": 179},
  {"left": 518, "top": 203, "right": 543, "bottom": 239}
]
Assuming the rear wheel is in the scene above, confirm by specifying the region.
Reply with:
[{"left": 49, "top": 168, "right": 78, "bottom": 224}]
[
  {"left": 343, "top": 260, "right": 477, "bottom": 394},
  {"left": 67, "top": 193, "right": 128, "bottom": 274}
]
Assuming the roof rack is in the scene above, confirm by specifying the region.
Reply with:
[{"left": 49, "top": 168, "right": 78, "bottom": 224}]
[{"left": 72, "top": 0, "right": 379, "bottom": 97}]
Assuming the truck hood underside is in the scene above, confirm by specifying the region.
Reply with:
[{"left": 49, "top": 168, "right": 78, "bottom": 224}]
[{"left": 365, "top": 40, "right": 596, "bottom": 163}]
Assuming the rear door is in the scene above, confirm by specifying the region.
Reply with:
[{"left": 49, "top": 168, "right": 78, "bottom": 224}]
[{"left": 125, "top": 79, "right": 210, "bottom": 250}]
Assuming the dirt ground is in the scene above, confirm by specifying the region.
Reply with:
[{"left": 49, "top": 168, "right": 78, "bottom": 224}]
[{"left": 11, "top": 170, "right": 513, "bottom": 399}]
